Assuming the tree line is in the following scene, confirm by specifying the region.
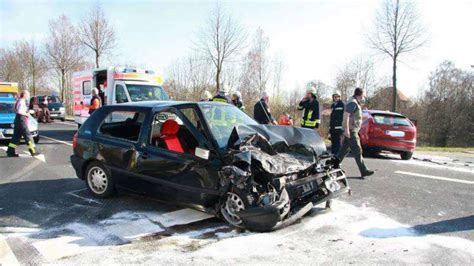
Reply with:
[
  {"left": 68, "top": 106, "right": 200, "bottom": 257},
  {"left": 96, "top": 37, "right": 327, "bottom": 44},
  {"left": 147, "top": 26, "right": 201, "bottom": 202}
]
[{"left": 0, "top": 1, "right": 471, "bottom": 147}]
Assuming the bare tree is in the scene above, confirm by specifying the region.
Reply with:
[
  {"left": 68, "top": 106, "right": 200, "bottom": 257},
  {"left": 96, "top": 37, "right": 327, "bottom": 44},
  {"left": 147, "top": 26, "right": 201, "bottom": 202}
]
[
  {"left": 238, "top": 28, "right": 270, "bottom": 106},
  {"left": 79, "top": 2, "right": 116, "bottom": 68},
  {"left": 166, "top": 54, "right": 213, "bottom": 100},
  {"left": 45, "top": 15, "right": 84, "bottom": 102},
  {"left": 272, "top": 53, "right": 286, "bottom": 97},
  {"left": 368, "top": 0, "right": 428, "bottom": 112},
  {"left": 334, "top": 56, "right": 377, "bottom": 101},
  {"left": 0, "top": 48, "right": 24, "bottom": 85},
  {"left": 16, "top": 41, "right": 47, "bottom": 96},
  {"left": 196, "top": 3, "right": 247, "bottom": 92}
]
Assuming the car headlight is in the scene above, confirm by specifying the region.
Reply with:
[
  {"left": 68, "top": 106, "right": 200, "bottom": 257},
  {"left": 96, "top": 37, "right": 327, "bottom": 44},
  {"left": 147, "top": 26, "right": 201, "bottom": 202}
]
[{"left": 59, "top": 107, "right": 65, "bottom": 113}]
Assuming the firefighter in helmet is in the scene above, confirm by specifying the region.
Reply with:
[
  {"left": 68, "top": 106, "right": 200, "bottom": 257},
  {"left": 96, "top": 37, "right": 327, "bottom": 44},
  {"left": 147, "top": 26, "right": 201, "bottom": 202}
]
[
  {"left": 297, "top": 83, "right": 320, "bottom": 132},
  {"left": 212, "top": 84, "right": 231, "bottom": 104}
]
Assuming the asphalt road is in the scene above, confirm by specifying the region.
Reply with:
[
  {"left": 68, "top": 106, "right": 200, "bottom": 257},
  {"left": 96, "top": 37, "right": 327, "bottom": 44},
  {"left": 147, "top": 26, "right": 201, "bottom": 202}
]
[{"left": 1, "top": 121, "right": 473, "bottom": 264}]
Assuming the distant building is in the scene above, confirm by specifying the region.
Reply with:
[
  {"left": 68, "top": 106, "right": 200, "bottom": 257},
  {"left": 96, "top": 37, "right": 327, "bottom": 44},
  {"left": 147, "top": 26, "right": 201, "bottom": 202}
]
[{"left": 369, "top": 87, "right": 411, "bottom": 113}]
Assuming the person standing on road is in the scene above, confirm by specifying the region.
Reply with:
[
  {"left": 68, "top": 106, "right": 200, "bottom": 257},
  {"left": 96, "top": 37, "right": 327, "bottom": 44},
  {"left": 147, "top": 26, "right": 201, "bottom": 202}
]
[
  {"left": 337, "top": 87, "right": 374, "bottom": 179},
  {"left": 7, "top": 90, "right": 41, "bottom": 157},
  {"left": 254, "top": 91, "right": 276, "bottom": 125},
  {"left": 231, "top": 91, "right": 245, "bottom": 111},
  {"left": 297, "top": 84, "right": 320, "bottom": 133},
  {"left": 88, "top": 88, "right": 102, "bottom": 115},
  {"left": 329, "top": 91, "right": 344, "bottom": 155},
  {"left": 41, "top": 95, "right": 51, "bottom": 123}
]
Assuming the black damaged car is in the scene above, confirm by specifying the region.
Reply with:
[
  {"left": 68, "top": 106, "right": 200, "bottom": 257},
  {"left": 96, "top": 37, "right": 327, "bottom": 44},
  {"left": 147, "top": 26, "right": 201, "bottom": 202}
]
[{"left": 71, "top": 101, "right": 349, "bottom": 231}]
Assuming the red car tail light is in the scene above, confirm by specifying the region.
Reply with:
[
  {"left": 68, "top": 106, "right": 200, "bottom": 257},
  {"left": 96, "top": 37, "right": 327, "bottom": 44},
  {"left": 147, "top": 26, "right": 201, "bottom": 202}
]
[{"left": 73, "top": 132, "right": 78, "bottom": 149}]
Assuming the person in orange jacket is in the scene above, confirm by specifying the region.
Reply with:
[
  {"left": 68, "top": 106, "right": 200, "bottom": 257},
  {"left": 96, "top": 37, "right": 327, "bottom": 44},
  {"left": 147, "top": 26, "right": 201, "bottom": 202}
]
[{"left": 278, "top": 112, "right": 293, "bottom": 126}]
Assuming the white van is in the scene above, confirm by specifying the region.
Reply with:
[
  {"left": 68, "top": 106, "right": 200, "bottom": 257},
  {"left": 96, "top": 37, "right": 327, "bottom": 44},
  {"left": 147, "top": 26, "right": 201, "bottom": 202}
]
[{"left": 73, "top": 67, "right": 169, "bottom": 125}]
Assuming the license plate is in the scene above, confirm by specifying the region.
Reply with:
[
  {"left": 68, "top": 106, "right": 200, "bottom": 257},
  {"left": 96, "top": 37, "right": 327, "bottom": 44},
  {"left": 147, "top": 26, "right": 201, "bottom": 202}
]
[
  {"left": 385, "top": 130, "right": 405, "bottom": 137},
  {"left": 325, "top": 179, "right": 341, "bottom": 192},
  {"left": 299, "top": 181, "right": 316, "bottom": 196}
]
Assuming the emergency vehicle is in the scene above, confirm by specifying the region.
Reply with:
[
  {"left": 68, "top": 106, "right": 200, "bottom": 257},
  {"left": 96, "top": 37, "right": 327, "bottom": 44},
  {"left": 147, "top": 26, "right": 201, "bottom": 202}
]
[
  {"left": 73, "top": 67, "right": 169, "bottom": 126},
  {"left": 0, "top": 82, "right": 19, "bottom": 98}
]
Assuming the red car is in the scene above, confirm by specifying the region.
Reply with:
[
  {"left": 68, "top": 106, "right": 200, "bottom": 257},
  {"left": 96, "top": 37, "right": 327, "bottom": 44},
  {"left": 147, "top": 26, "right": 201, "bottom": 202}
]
[{"left": 359, "top": 110, "right": 416, "bottom": 160}]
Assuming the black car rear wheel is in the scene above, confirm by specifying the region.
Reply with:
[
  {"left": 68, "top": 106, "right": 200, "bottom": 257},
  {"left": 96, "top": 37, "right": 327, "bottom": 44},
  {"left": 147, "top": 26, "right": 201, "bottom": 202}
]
[
  {"left": 400, "top": 151, "right": 413, "bottom": 160},
  {"left": 85, "top": 161, "right": 116, "bottom": 198}
]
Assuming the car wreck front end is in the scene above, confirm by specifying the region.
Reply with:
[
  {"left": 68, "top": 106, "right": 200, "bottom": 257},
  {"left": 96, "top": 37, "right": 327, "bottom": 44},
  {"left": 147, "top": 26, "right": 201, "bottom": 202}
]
[{"left": 219, "top": 124, "right": 349, "bottom": 232}]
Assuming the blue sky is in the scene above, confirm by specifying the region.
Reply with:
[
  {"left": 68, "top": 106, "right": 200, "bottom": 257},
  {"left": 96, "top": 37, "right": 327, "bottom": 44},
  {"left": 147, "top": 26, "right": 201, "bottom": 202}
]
[{"left": 1, "top": 0, "right": 473, "bottom": 97}]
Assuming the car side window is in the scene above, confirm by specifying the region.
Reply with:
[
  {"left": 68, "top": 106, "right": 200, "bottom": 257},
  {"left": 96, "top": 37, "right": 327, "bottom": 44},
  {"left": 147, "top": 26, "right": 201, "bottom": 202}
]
[
  {"left": 149, "top": 110, "right": 200, "bottom": 155},
  {"left": 115, "top": 85, "right": 128, "bottom": 103},
  {"left": 99, "top": 110, "right": 146, "bottom": 142}
]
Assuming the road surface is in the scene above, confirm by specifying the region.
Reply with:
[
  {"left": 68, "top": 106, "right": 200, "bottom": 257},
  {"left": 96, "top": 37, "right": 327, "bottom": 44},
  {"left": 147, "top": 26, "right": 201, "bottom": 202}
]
[{"left": 1, "top": 121, "right": 473, "bottom": 264}]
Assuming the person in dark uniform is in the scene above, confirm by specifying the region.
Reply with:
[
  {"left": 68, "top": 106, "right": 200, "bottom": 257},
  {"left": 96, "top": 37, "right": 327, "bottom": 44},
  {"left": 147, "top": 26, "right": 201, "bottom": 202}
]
[
  {"left": 253, "top": 91, "right": 276, "bottom": 124},
  {"left": 297, "top": 84, "right": 320, "bottom": 132},
  {"left": 88, "top": 88, "right": 102, "bottom": 115},
  {"left": 337, "top": 87, "right": 374, "bottom": 179},
  {"left": 7, "top": 90, "right": 41, "bottom": 157},
  {"left": 231, "top": 91, "right": 245, "bottom": 111},
  {"left": 329, "top": 91, "right": 344, "bottom": 155}
]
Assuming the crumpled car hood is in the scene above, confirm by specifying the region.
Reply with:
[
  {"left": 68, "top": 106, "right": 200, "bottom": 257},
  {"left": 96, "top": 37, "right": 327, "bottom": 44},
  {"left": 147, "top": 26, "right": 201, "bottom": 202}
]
[{"left": 226, "top": 125, "right": 328, "bottom": 176}]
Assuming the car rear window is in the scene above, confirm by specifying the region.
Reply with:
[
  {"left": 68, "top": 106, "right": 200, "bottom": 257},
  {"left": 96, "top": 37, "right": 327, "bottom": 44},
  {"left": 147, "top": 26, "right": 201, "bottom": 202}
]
[
  {"left": 99, "top": 110, "right": 146, "bottom": 142},
  {"left": 372, "top": 114, "right": 411, "bottom": 127}
]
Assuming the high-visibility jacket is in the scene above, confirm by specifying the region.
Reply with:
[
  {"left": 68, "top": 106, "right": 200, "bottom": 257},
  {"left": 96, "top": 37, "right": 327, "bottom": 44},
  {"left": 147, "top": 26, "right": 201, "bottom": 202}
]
[
  {"left": 232, "top": 100, "right": 245, "bottom": 111},
  {"left": 329, "top": 100, "right": 344, "bottom": 134},
  {"left": 212, "top": 95, "right": 231, "bottom": 104},
  {"left": 297, "top": 98, "right": 320, "bottom": 129}
]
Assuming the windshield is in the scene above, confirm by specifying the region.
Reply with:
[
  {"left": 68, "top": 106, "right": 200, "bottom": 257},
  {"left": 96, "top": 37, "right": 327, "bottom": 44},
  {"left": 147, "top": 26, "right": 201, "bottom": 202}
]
[
  {"left": 373, "top": 114, "right": 412, "bottom": 127},
  {"left": 0, "top": 102, "right": 15, "bottom": 114},
  {"left": 126, "top": 84, "right": 169, "bottom": 102},
  {"left": 200, "top": 103, "right": 258, "bottom": 149},
  {"left": 0, "top": 92, "right": 16, "bottom": 98},
  {"left": 38, "top": 96, "right": 61, "bottom": 104}
]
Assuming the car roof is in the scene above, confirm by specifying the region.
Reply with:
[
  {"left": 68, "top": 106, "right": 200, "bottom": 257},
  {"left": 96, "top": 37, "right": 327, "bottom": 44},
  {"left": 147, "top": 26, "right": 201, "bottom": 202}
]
[
  {"left": 364, "top": 110, "right": 406, "bottom": 117},
  {"left": 0, "top": 97, "right": 16, "bottom": 103},
  {"left": 109, "top": 100, "right": 229, "bottom": 108}
]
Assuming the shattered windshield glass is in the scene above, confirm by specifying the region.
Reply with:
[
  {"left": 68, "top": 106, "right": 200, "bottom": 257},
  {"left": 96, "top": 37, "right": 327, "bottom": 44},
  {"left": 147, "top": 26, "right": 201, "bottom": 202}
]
[{"left": 199, "top": 103, "right": 258, "bottom": 149}]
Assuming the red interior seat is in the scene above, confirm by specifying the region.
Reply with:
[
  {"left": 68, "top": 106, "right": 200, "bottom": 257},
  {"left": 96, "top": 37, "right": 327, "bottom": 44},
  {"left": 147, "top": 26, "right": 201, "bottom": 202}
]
[{"left": 161, "top": 120, "right": 184, "bottom": 153}]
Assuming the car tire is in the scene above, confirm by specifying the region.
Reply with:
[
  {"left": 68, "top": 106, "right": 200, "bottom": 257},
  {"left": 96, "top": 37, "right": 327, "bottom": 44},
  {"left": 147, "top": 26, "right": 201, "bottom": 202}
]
[
  {"left": 61, "top": 118, "right": 65, "bottom": 122},
  {"left": 33, "top": 135, "right": 40, "bottom": 144},
  {"left": 400, "top": 151, "right": 413, "bottom": 160},
  {"left": 85, "top": 161, "right": 116, "bottom": 198},
  {"left": 220, "top": 189, "right": 254, "bottom": 228},
  {"left": 363, "top": 148, "right": 376, "bottom": 158}
]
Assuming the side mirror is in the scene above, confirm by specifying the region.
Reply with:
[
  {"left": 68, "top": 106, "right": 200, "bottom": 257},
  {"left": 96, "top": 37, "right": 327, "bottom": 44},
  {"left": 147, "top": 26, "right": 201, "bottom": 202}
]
[{"left": 195, "top": 147, "right": 210, "bottom": 160}]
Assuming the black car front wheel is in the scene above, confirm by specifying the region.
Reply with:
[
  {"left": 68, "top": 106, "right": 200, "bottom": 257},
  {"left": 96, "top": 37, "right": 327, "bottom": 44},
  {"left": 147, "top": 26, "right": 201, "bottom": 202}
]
[
  {"left": 85, "top": 161, "right": 116, "bottom": 198},
  {"left": 220, "top": 191, "right": 252, "bottom": 228}
]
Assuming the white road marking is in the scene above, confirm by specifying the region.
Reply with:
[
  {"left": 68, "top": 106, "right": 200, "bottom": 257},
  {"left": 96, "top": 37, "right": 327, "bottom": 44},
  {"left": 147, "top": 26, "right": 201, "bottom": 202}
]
[
  {"left": 33, "top": 236, "right": 99, "bottom": 262},
  {"left": 52, "top": 120, "right": 77, "bottom": 126},
  {"left": 395, "top": 171, "right": 474, "bottom": 184},
  {"left": 393, "top": 159, "right": 474, "bottom": 174},
  {"left": 67, "top": 189, "right": 102, "bottom": 205},
  {"left": 40, "top": 135, "right": 73, "bottom": 146},
  {"left": 0, "top": 239, "right": 20, "bottom": 265},
  {"left": 148, "top": 208, "right": 214, "bottom": 227},
  {"left": 0, "top": 146, "right": 45, "bottom": 162}
]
